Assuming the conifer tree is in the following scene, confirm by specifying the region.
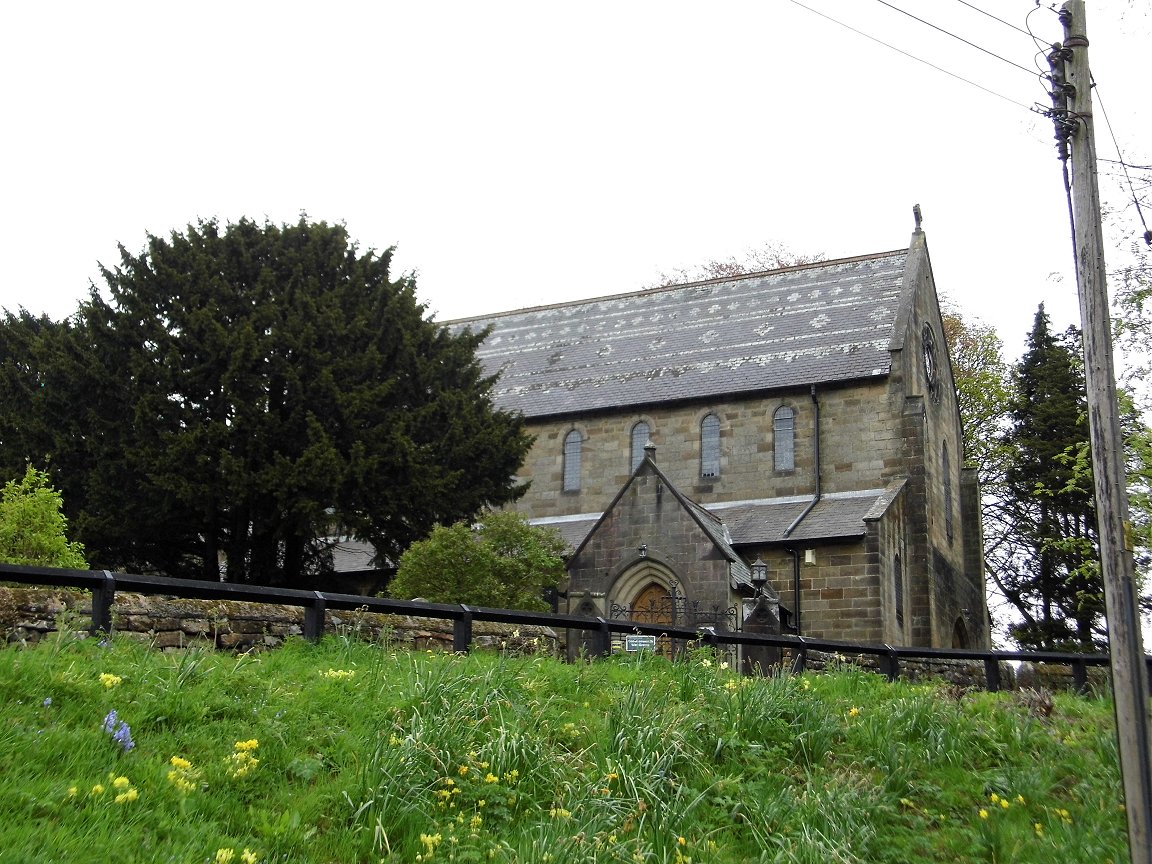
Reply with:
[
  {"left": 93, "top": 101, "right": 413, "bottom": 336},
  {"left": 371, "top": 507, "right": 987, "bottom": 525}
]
[
  {"left": 0, "top": 218, "right": 532, "bottom": 587},
  {"left": 996, "top": 304, "right": 1101, "bottom": 649}
]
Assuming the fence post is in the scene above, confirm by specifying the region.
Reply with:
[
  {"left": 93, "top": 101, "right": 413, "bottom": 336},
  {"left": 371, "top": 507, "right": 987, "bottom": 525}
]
[
  {"left": 594, "top": 617, "right": 612, "bottom": 658},
  {"left": 92, "top": 571, "right": 116, "bottom": 635},
  {"left": 455, "top": 606, "right": 474, "bottom": 653},
  {"left": 880, "top": 645, "right": 900, "bottom": 682},
  {"left": 792, "top": 636, "right": 808, "bottom": 675},
  {"left": 1072, "top": 660, "right": 1088, "bottom": 694},
  {"left": 984, "top": 658, "right": 1002, "bottom": 693},
  {"left": 304, "top": 591, "right": 327, "bottom": 642}
]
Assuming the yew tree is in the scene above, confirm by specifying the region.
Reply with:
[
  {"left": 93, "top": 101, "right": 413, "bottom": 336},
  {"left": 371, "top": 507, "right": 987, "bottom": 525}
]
[{"left": 6, "top": 218, "right": 531, "bottom": 587}]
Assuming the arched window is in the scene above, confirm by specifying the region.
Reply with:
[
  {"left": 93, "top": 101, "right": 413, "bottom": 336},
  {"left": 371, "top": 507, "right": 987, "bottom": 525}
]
[
  {"left": 630, "top": 421, "right": 650, "bottom": 471},
  {"left": 894, "top": 553, "right": 904, "bottom": 630},
  {"left": 700, "top": 413, "right": 720, "bottom": 478},
  {"left": 563, "top": 429, "right": 582, "bottom": 492},
  {"left": 943, "top": 441, "right": 954, "bottom": 543},
  {"left": 773, "top": 406, "right": 795, "bottom": 471}
]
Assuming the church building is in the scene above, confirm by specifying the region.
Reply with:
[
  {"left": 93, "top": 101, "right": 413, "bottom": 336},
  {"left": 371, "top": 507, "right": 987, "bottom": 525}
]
[{"left": 452, "top": 221, "right": 989, "bottom": 651}]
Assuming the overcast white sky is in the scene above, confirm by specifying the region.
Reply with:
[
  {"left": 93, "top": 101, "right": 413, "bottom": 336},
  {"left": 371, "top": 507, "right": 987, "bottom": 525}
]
[{"left": 2, "top": 1, "right": 1148, "bottom": 361}]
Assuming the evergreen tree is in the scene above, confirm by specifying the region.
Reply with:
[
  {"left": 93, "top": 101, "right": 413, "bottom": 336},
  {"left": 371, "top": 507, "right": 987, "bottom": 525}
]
[
  {"left": 997, "top": 304, "right": 1101, "bottom": 649},
  {"left": 0, "top": 218, "right": 532, "bottom": 587}
]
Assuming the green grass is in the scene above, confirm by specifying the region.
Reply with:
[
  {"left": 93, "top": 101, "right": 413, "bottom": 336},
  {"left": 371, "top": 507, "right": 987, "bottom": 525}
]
[{"left": 0, "top": 630, "right": 1131, "bottom": 863}]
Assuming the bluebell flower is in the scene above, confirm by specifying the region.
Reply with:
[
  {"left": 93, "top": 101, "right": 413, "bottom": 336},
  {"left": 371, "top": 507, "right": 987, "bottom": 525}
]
[
  {"left": 103, "top": 710, "right": 118, "bottom": 733},
  {"left": 112, "top": 722, "right": 135, "bottom": 752},
  {"left": 43, "top": 697, "right": 52, "bottom": 708}
]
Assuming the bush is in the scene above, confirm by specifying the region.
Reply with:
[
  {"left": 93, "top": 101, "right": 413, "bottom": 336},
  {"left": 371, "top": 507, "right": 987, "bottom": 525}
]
[
  {"left": 0, "top": 465, "right": 86, "bottom": 568},
  {"left": 390, "top": 512, "right": 565, "bottom": 610}
]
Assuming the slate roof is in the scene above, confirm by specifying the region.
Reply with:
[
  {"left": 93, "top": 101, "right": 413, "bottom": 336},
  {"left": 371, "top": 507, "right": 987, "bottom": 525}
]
[
  {"left": 530, "top": 485, "right": 904, "bottom": 558},
  {"left": 452, "top": 250, "right": 909, "bottom": 418}
]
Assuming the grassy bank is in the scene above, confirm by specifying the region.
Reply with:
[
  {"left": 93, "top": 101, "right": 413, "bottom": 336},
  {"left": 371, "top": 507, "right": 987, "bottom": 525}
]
[{"left": 0, "top": 630, "right": 1128, "bottom": 863}]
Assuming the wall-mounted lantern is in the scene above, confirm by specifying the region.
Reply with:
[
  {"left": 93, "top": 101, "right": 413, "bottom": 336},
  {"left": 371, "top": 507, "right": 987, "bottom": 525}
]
[{"left": 751, "top": 557, "right": 768, "bottom": 596}]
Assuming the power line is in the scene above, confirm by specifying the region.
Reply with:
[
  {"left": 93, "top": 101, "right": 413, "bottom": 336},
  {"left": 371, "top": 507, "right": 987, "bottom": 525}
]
[
  {"left": 951, "top": 0, "right": 1033, "bottom": 38},
  {"left": 1094, "top": 79, "right": 1152, "bottom": 244},
  {"left": 786, "top": 0, "right": 1033, "bottom": 111},
  {"left": 871, "top": 0, "right": 1037, "bottom": 76}
]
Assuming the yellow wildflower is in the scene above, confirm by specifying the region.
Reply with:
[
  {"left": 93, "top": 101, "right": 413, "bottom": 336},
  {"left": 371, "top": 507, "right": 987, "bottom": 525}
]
[
  {"left": 215, "top": 850, "right": 235, "bottom": 864},
  {"left": 170, "top": 756, "right": 192, "bottom": 770},
  {"left": 112, "top": 776, "right": 131, "bottom": 789},
  {"left": 66, "top": 786, "right": 78, "bottom": 798},
  {"left": 99, "top": 673, "right": 122, "bottom": 688},
  {"left": 550, "top": 807, "right": 572, "bottom": 819},
  {"left": 234, "top": 739, "right": 259, "bottom": 752},
  {"left": 115, "top": 787, "right": 138, "bottom": 804},
  {"left": 848, "top": 707, "right": 861, "bottom": 717},
  {"left": 1000, "top": 798, "right": 1010, "bottom": 809},
  {"left": 459, "top": 765, "right": 469, "bottom": 776},
  {"left": 1016, "top": 795, "right": 1026, "bottom": 805},
  {"left": 1034, "top": 822, "right": 1045, "bottom": 837},
  {"left": 979, "top": 809, "right": 989, "bottom": 819},
  {"left": 484, "top": 773, "right": 499, "bottom": 784},
  {"left": 678, "top": 836, "right": 687, "bottom": 846},
  {"left": 240, "top": 851, "right": 258, "bottom": 864},
  {"left": 91, "top": 784, "right": 105, "bottom": 796}
]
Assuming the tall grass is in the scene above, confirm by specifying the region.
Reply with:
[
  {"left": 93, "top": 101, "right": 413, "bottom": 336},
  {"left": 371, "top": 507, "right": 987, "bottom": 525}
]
[{"left": 0, "top": 629, "right": 1129, "bottom": 863}]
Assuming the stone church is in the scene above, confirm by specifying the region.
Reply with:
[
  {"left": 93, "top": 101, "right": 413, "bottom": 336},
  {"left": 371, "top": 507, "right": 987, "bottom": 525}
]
[{"left": 452, "top": 222, "right": 989, "bottom": 651}]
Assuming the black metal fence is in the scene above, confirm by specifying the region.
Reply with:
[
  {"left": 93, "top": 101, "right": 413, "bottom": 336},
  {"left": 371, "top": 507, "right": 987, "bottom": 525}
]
[{"left": 3, "top": 562, "right": 1148, "bottom": 694}]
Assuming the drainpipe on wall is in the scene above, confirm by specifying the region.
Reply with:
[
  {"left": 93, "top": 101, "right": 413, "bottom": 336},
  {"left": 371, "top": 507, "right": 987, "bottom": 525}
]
[{"left": 781, "top": 385, "right": 822, "bottom": 635}]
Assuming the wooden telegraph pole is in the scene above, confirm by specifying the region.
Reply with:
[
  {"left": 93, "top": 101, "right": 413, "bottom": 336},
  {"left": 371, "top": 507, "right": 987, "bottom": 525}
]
[{"left": 1060, "top": 3, "right": 1152, "bottom": 861}]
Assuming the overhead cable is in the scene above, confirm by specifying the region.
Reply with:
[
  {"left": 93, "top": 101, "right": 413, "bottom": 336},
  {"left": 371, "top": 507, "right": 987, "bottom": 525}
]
[
  {"left": 871, "top": 0, "right": 1037, "bottom": 76},
  {"left": 951, "top": 0, "right": 1033, "bottom": 38},
  {"left": 787, "top": 0, "right": 1033, "bottom": 111},
  {"left": 1093, "top": 79, "right": 1151, "bottom": 244}
]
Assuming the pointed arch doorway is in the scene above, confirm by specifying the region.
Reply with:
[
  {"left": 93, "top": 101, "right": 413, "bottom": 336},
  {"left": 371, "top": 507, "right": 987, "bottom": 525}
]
[{"left": 608, "top": 560, "right": 681, "bottom": 656}]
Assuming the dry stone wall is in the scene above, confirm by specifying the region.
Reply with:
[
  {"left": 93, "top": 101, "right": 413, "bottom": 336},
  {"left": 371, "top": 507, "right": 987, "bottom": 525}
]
[{"left": 0, "top": 587, "right": 559, "bottom": 655}]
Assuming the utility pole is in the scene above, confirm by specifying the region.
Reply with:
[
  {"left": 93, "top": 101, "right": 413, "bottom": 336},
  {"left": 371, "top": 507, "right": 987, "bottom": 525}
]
[{"left": 1055, "top": 3, "right": 1152, "bottom": 862}]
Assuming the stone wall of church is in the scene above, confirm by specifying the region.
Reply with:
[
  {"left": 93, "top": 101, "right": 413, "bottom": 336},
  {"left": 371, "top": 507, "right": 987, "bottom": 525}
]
[
  {"left": 513, "top": 377, "right": 900, "bottom": 522},
  {"left": 754, "top": 540, "right": 883, "bottom": 644}
]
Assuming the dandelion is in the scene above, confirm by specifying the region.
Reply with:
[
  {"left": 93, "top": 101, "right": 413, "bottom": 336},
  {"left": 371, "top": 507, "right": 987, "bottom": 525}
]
[
  {"left": 848, "top": 707, "right": 861, "bottom": 717},
  {"left": 215, "top": 849, "right": 235, "bottom": 864},
  {"left": 99, "top": 673, "right": 122, "bottom": 688}
]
